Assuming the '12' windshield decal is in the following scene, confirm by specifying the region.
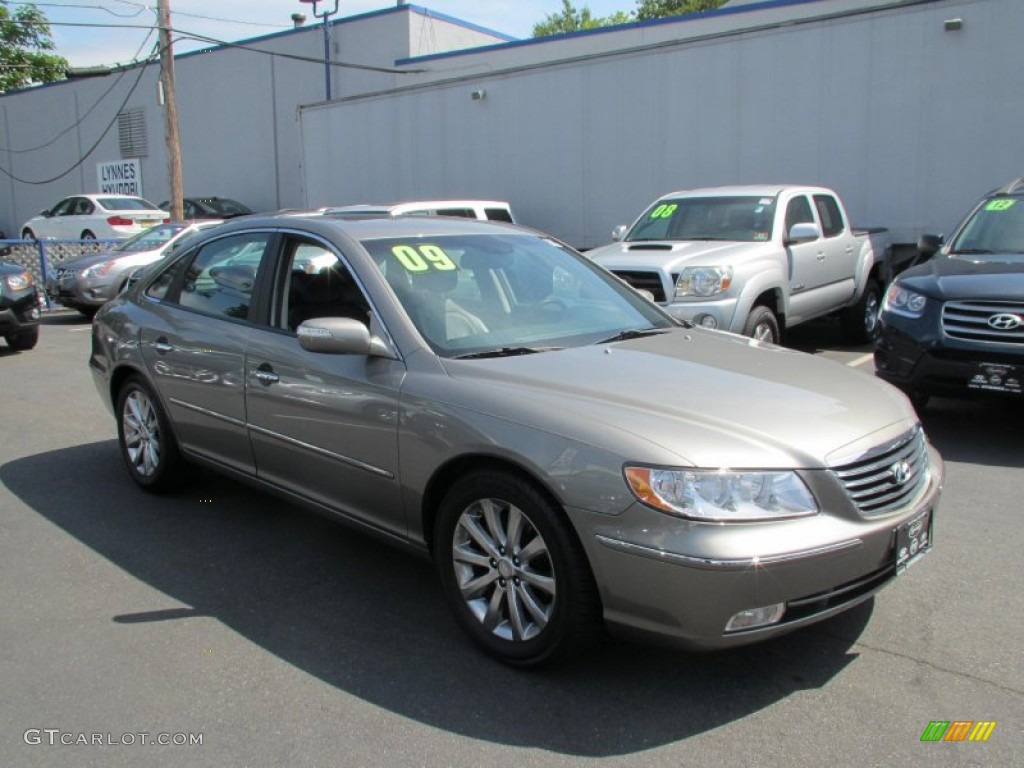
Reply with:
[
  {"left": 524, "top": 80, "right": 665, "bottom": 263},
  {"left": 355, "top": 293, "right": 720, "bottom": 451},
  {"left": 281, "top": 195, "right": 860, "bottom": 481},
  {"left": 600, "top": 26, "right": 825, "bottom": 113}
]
[{"left": 985, "top": 199, "right": 1016, "bottom": 212}]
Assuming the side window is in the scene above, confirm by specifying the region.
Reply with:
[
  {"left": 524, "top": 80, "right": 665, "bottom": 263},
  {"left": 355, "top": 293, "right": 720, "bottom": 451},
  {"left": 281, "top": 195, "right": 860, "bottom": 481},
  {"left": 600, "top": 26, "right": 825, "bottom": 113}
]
[
  {"left": 813, "top": 195, "right": 845, "bottom": 238},
  {"left": 485, "top": 207, "right": 514, "bottom": 223},
  {"left": 79, "top": 199, "right": 95, "bottom": 215},
  {"left": 173, "top": 233, "right": 271, "bottom": 321},
  {"left": 277, "top": 237, "right": 369, "bottom": 331},
  {"left": 432, "top": 208, "right": 476, "bottom": 219},
  {"left": 785, "top": 196, "right": 815, "bottom": 233},
  {"left": 53, "top": 198, "right": 76, "bottom": 216}
]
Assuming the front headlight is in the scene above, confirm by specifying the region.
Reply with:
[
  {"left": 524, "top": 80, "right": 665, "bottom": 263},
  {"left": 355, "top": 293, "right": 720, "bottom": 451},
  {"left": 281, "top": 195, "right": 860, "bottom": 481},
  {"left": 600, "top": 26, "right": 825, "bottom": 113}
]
[
  {"left": 5, "top": 271, "right": 33, "bottom": 291},
  {"left": 675, "top": 266, "right": 733, "bottom": 299},
  {"left": 882, "top": 283, "right": 927, "bottom": 317},
  {"left": 624, "top": 466, "right": 818, "bottom": 521},
  {"left": 82, "top": 261, "right": 117, "bottom": 278}
]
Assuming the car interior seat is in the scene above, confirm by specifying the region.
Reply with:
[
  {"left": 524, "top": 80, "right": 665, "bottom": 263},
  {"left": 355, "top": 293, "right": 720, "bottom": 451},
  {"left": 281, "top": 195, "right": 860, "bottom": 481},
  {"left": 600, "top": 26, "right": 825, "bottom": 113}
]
[{"left": 288, "top": 265, "right": 369, "bottom": 330}]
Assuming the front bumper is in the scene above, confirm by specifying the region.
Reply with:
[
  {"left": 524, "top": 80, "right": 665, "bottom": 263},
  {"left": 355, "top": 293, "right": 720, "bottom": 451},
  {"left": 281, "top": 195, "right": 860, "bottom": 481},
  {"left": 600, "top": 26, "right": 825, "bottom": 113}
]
[
  {"left": 875, "top": 317, "right": 1024, "bottom": 398},
  {"left": 0, "top": 289, "right": 41, "bottom": 335},
  {"left": 662, "top": 298, "right": 741, "bottom": 332},
  {"left": 569, "top": 444, "right": 943, "bottom": 649},
  {"left": 47, "top": 271, "right": 119, "bottom": 310}
]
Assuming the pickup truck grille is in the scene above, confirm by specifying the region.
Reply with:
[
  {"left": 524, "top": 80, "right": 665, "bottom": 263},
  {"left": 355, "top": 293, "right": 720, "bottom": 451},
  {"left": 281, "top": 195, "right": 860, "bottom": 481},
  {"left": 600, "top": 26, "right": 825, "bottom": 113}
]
[
  {"left": 611, "top": 270, "right": 667, "bottom": 303},
  {"left": 831, "top": 428, "right": 928, "bottom": 517},
  {"left": 942, "top": 300, "right": 1024, "bottom": 344}
]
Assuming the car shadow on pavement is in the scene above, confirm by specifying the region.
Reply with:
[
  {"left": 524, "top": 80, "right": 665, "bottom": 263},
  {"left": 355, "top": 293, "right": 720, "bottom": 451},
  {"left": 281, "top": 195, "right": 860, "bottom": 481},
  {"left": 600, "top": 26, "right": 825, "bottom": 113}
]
[
  {"left": 1, "top": 441, "right": 871, "bottom": 757},
  {"left": 917, "top": 397, "right": 1024, "bottom": 468}
]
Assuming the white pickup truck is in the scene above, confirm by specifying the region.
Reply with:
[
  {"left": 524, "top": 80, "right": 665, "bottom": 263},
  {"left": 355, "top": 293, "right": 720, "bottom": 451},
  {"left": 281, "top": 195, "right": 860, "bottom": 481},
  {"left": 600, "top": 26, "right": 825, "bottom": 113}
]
[{"left": 588, "top": 185, "right": 893, "bottom": 345}]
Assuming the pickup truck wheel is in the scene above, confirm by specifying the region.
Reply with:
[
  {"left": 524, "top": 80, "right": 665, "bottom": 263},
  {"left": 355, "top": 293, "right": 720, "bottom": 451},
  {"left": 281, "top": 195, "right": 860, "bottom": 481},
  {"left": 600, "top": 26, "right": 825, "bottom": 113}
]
[
  {"left": 743, "top": 306, "right": 780, "bottom": 344},
  {"left": 842, "top": 278, "right": 882, "bottom": 344}
]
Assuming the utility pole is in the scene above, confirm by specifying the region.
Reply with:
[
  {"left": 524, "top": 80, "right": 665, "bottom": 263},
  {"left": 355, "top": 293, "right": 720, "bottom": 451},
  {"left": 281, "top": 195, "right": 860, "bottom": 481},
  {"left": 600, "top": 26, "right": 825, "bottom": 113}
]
[{"left": 157, "top": 0, "right": 183, "bottom": 221}]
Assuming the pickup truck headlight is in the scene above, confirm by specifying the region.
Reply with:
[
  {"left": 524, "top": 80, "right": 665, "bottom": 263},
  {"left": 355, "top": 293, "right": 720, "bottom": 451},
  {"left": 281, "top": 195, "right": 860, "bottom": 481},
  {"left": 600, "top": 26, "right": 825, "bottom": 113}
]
[
  {"left": 882, "top": 283, "right": 927, "bottom": 317},
  {"left": 624, "top": 466, "right": 818, "bottom": 521},
  {"left": 675, "top": 266, "right": 733, "bottom": 299}
]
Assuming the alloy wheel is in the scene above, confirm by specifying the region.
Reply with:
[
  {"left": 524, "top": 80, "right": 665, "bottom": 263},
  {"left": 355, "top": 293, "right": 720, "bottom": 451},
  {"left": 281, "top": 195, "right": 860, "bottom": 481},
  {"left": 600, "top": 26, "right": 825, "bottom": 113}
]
[
  {"left": 451, "top": 498, "right": 556, "bottom": 642},
  {"left": 122, "top": 388, "right": 161, "bottom": 477}
]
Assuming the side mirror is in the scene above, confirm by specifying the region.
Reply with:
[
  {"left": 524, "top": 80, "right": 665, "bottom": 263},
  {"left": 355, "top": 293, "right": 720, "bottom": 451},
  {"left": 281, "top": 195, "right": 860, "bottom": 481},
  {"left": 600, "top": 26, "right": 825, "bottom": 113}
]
[
  {"left": 611, "top": 225, "right": 628, "bottom": 242},
  {"left": 41, "top": 208, "right": 53, "bottom": 217},
  {"left": 917, "top": 233, "right": 943, "bottom": 260},
  {"left": 786, "top": 222, "right": 821, "bottom": 244},
  {"left": 297, "top": 317, "right": 395, "bottom": 358}
]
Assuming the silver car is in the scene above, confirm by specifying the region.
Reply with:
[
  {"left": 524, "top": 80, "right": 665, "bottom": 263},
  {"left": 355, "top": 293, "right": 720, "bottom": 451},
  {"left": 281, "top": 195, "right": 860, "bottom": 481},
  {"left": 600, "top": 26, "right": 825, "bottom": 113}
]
[
  {"left": 47, "top": 221, "right": 221, "bottom": 316},
  {"left": 89, "top": 215, "right": 943, "bottom": 666}
]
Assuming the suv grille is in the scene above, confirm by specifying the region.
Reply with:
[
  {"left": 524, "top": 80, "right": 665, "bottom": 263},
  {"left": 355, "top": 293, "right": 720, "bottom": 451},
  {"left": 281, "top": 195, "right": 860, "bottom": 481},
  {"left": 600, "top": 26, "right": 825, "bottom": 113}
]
[
  {"left": 611, "top": 270, "right": 667, "bottom": 303},
  {"left": 942, "top": 300, "right": 1024, "bottom": 344},
  {"left": 832, "top": 428, "right": 928, "bottom": 516}
]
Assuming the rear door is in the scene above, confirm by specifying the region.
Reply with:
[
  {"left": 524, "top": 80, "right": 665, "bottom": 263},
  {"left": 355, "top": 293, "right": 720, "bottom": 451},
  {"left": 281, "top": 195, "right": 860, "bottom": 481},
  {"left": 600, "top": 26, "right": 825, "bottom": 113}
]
[
  {"left": 813, "top": 193, "right": 857, "bottom": 298},
  {"left": 138, "top": 230, "right": 276, "bottom": 473}
]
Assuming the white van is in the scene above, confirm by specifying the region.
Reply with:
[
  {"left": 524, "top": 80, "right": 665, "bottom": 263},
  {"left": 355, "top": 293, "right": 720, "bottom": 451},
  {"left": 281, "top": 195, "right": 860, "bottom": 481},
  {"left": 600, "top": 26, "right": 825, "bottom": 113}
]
[{"left": 322, "top": 200, "right": 516, "bottom": 223}]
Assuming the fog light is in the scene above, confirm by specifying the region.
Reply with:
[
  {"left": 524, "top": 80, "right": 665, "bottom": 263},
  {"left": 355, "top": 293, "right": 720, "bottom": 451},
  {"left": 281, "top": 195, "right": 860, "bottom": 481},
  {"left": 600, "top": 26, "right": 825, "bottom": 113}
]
[
  {"left": 725, "top": 603, "right": 785, "bottom": 632},
  {"left": 30, "top": 307, "right": 40, "bottom": 320},
  {"left": 696, "top": 314, "right": 718, "bottom": 329}
]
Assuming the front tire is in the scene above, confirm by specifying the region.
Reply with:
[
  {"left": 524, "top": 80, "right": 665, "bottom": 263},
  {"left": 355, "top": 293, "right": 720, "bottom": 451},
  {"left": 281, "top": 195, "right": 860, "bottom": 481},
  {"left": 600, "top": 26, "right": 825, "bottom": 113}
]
[
  {"left": 742, "top": 305, "right": 781, "bottom": 344},
  {"left": 434, "top": 471, "right": 601, "bottom": 667},
  {"left": 5, "top": 327, "right": 38, "bottom": 350},
  {"left": 22, "top": 228, "right": 35, "bottom": 240},
  {"left": 116, "top": 375, "right": 185, "bottom": 491},
  {"left": 842, "top": 278, "right": 882, "bottom": 344}
]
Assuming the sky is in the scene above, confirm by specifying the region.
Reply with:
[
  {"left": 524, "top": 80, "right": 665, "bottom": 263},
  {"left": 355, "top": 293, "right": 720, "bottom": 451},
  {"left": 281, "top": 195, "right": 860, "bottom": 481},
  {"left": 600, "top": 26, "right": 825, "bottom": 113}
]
[{"left": 29, "top": 1, "right": 644, "bottom": 68}]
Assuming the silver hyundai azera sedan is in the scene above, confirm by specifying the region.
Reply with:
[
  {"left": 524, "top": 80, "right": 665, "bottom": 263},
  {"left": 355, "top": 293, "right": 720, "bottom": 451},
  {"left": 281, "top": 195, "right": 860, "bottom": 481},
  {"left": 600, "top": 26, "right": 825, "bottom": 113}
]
[{"left": 89, "top": 214, "right": 942, "bottom": 666}]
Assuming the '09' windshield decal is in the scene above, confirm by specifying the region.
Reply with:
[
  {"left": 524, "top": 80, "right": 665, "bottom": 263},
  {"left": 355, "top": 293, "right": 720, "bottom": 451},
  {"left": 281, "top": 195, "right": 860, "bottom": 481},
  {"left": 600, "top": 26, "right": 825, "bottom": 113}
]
[{"left": 391, "top": 244, "right": 457, "bottom": 272}]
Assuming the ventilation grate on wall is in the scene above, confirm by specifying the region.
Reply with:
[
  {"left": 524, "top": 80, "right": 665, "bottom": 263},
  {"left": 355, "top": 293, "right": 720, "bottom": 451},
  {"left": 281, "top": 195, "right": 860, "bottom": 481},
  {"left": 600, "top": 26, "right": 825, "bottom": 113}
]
[{"left": 118, "top": 108, "right": 147, "bottom": 158}]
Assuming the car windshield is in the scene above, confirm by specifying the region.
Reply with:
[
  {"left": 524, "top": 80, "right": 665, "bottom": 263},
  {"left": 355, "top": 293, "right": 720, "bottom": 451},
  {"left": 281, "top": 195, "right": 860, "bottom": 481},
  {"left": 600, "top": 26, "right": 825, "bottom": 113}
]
[
  {"left": 97, "top": 196, "right": 162, "bottom": 211},
  {"left": 360, "top": 233, "right": 675, "bottom": 357},
  {"left": 949, "top": 196, "right": 1024, "bottom": 260},
  {"left": 114, "top": 223, "right": 186, "bottom": 253},
  {"left": 626, "top": 196, "right": 776, "bottom": 243}
]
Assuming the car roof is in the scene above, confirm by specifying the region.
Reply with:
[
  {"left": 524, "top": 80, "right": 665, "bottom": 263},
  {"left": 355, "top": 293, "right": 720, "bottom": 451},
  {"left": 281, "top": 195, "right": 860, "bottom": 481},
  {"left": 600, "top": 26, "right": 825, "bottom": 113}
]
[
  {"left": 655, "top": 185, "right": 832, "bottom": 199},
  {"left": 323, "top": 200, "right": 512, "bottom": 214},
  {"left": 212, "top": 212, "right": 527, "bottom": 241}
]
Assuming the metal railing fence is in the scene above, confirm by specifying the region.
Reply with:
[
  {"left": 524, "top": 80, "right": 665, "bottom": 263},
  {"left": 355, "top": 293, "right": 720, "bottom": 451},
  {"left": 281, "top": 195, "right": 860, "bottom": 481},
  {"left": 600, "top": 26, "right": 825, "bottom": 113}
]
[{"left": 0, "top": 238, "right": 120, "bottom": 309}]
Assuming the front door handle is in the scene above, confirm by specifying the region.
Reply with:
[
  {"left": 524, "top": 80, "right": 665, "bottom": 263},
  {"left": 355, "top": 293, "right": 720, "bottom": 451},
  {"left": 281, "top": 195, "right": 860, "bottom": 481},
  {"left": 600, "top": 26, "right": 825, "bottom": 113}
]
[
  {"left": 253, "top": 363, "right": 279, "bottom": 386},
  {"left": 154, "top": 337, "right": 173, "bottom": 354}
]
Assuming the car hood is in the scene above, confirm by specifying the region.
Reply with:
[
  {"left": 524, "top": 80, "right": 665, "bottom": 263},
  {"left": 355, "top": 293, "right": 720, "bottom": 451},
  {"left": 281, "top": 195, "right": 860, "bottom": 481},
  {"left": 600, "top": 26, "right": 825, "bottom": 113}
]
[
  {"left": 59, "top": 246, "right": 164, "bottom": 270},
  {"left": 588, "top": 239, "right": 769, "bottom": 270},
  {"left": 441, "top": 329, "right": 915, "bottom": 469},
  {"left": 898, "top": 255, "right": 1024, "bottom": 300}
]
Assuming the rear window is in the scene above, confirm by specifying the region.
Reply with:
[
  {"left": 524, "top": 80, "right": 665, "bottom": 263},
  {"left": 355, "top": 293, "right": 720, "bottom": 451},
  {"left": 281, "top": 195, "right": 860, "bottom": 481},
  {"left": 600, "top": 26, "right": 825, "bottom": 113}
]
[
  {"left": 485, "top": 207, "right": 514, "bottom": 223},
  {"left": 97, "top": 197, "right": 161, "bottom": 211}
]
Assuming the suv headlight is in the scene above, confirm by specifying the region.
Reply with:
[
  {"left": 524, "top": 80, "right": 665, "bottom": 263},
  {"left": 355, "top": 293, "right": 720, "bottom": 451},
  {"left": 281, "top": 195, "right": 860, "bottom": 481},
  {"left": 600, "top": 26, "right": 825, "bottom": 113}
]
[
  {"left": 675, "top": 266, "right": 733, "bottom": 299},
  {"left": 5, "top": 271, "right": 33, "bottom": 291},
  {"left": 82, "top": 260, "right": 117, "bottom": 278},
  {"left": 625, "top": 466, "right": 818, "bottom": 521},
  {"left": 882, "top": 283, "right": 927, "bottom": 317}
]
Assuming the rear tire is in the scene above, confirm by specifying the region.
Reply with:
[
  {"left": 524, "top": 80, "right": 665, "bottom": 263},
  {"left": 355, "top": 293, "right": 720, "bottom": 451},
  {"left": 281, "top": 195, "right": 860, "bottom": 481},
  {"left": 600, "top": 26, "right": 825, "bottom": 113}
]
[
  {"left": 842, "top": 278, "right": 882, "bottom": 344},
  {"left": 80, "top": 230, "right": 96, "bottom": 240},
  {"left": 116, "top": 375, "right": 186, "bottom": 492},
  {"left": 5, "top": 327, "right": 39, "bottom": 350},
  {"left": 742, "top": 305, "right": 781, "bottom": 344},
  {"left": 434, "top": 470, "right": 602, "bottom": 667}
]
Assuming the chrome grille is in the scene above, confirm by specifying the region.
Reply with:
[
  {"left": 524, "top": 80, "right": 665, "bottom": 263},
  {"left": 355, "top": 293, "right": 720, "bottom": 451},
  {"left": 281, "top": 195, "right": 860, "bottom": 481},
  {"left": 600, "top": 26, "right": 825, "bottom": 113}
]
[
  {"left": 942, "top": 300, "right": 1024, "bottom": 344},
  {"left": 832, "top": 428, "right": 928, "bottom": 516},
  {"left": 611, "top": 270, "right": 667, "bottom": 303}
]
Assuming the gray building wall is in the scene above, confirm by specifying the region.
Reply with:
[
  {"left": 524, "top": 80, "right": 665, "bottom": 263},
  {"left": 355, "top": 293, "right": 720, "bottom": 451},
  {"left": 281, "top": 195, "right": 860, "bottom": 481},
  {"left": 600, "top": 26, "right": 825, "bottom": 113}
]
[
  {"left": 0, "top": 5, "right": 508, "bottom": 236},
  {"left": 301, "top": 0, "right": 1023, "bottom": 248}
]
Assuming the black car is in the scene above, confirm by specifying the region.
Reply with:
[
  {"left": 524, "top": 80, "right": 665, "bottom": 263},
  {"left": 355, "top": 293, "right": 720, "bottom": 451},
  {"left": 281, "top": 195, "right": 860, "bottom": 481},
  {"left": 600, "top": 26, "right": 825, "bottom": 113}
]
[
  {"left": 875, "top": 177, "right": 1024, "bottom": 405},
  {"left": 0, "top": 261, "right": 41, "bottom": 350},
  {"left": 158, "top": 197, "right": 252, "bottom": 221}
]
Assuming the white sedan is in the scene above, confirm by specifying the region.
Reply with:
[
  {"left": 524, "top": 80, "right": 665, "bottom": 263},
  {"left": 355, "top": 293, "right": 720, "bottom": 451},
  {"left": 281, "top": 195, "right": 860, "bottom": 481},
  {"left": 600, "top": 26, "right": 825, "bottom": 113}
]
[{"left": 20, "top": 194, "right": 168, "bottom": 241}]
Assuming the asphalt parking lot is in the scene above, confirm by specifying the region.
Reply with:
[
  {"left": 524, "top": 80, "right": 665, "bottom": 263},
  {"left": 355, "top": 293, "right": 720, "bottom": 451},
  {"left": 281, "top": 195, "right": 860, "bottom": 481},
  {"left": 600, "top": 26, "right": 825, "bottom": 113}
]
[{"left": 1, "top": 313, "right": 1020, "bottom": 767}]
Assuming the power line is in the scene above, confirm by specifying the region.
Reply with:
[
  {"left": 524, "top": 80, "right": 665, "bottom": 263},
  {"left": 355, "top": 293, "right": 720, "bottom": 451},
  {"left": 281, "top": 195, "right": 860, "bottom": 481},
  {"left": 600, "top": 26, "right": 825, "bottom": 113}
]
[
  {"left": 0, "top": 27, "right": 155, "bottom": 154},
  {"left": 0, "top": 39, "right": 160, "bottom": 185}
]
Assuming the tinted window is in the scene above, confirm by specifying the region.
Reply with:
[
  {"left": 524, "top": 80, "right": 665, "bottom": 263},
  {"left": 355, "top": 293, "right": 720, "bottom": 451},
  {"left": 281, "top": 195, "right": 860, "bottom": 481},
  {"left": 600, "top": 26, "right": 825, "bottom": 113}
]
[
  {"left": 276, "top": 237, "right": 370, "bottom": 331},
  {"left": 96, "top": 197, "right": 160, "bottom": 211},
  {"left": 431, "top": 208, "right": 476, "bottom": 219},
  {"left": 813, "top": 195, "right": 845, "bottom": 237},
  {"left": 52, "top": 198, "right": 76, "bottom": 216},
  {"left": 485, "top": 208, "right": 514, "bottom": 223},
  {"left": 785, "top": 196, "right": 815, "bottom": 232},
  {"left": 174, "top": 233, "right": 271, "bottom": 321}
]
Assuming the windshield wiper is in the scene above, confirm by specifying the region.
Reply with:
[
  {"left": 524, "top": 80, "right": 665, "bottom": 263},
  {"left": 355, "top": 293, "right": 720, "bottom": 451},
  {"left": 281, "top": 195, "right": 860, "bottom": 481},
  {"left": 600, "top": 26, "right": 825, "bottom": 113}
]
[
  {"left": 454, "top": 346, "right": 562, "bottom": 360},
  {"left": 951, "top": 248, "right": 996, "bottom": 255},
  {"left": 595, "top": 328, "right": 671, "bottom": 345}
]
